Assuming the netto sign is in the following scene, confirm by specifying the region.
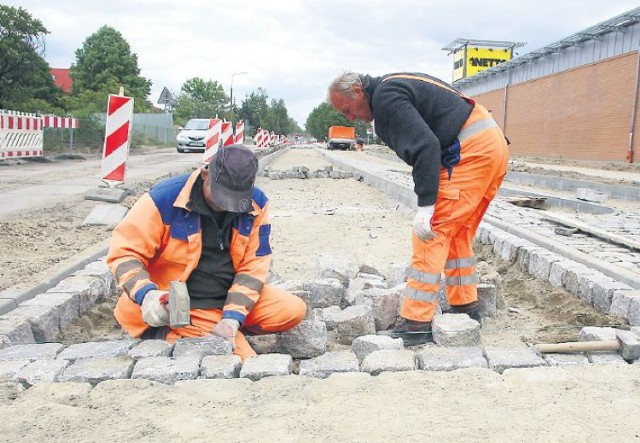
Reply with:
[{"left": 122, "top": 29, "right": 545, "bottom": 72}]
[{"left": 452, "top": 46, "right": 513, "bottom": 81}]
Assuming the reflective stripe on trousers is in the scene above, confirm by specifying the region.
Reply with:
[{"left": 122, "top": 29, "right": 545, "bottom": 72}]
[{"left": 401, "top": 103, "right": 508, "bottom": 322}]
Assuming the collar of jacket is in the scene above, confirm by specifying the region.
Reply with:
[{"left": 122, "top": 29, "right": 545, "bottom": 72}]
[
  {"left": 364, "top": 74, "right": 380, "bottom": 112},
  {"left": 172, "top": 167, "right": 260, "bottom": 216}
]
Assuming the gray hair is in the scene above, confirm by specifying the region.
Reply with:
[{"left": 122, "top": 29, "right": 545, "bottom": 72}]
[{"left": 327, "top": 71, "right": 365, "bottom": 101}]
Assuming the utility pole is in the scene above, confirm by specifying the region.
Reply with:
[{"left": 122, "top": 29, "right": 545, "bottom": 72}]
[{"left": 230, "top": 71, "right": 248, "bottom": 111}]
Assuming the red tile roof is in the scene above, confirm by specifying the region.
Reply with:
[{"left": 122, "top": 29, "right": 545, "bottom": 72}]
[{"left": 50, "top": 68, "right": 72, "bottom": 93}]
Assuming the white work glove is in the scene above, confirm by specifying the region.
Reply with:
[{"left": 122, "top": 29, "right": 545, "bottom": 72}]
[
  {"left": 140, "top": 290, "right": 170, "bottom": 327},
  {"left": 211, "top": 318, "right": 241, "bottom": 349},
  {"left": 413, "top": 205, "right": 437, "bottom": 241}
]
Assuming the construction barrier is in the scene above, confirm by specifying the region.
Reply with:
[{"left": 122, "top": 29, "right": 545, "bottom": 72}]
[
  {"left": 43, "top": 115, "right": 79, "bottom": 129},
  {"left": 0, "top": 110, "right": 44, "bottom": 159},
  {"left": 203, "top": 118, "right": 221, "bottom": 164},
  {"left": 101, "top": 94, "right": 134, "bottom": 184},
  {"left": 221, "top": 121, "right": 233, "bottom": 147},
  {"left": 255, "top": 127, "right": 264, "bottom": 148},
  {"left": 234, "top": 120, "right": 244, "bottom": 144}
]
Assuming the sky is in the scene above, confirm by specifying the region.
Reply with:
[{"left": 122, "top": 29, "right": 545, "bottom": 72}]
[{"left": 6, "top": 0, "right": 640, "bottom": 126}]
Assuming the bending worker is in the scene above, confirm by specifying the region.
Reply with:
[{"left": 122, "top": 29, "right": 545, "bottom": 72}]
[
  {"left": 107, "top": 144, "right": 306, "bottom": 359},
  {"left": 328, "top": 71, "right": 508, "bottom": 345}
]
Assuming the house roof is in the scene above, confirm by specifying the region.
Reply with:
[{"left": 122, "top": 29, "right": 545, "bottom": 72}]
[{"left": 50, "top": 68, "right": 72, "bottom": 93}]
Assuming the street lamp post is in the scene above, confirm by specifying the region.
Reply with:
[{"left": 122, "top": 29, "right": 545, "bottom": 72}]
[{"left": 230, "top": 71, "right": 248, "bottom": 110}]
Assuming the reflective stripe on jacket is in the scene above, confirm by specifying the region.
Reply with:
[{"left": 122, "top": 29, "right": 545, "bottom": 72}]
[{"left": 107, "top": 168, "right": 272, "bottom": 324}]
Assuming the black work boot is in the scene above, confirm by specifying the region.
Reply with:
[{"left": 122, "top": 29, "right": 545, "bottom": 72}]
[
  {"left": 378, "top": 319, "right": 432, "bottom": 346},
  {"left": 450, "top": 301, "right": 482, "bottom": 324}
]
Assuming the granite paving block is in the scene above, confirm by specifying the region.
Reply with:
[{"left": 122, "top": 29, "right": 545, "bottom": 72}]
[
  {"left": 4, "top": 304, "right": 60, "bottom": 342},
  {"left": 484, "top": 345, "right": 547, "bottom": 373},
  {"left": 351, "top": 335, "right": 403, "bottom": 363},
  {"left": 245, "top": 334, "right": 281, "bottom": 354},
  {"left": 416, "top": 346, "right": 487, "bottom": 371},
  {"left": 542, "top": 353, "right": 589, "bottom": 366},
  {"left": 0, "top": 360, "right": 30, "bottom": 379},
  {"left": 361, "top": 350, "right": 416, "bottom": 376},
  {"left": 128, "top": 340, "right": 173, "bottom": 359},
  {"left": 298, "top": 351, "right": 359, "bottom": 378},
  {"left": 239, "top": 353, "right": 293, "bottom": 381},
  {"left": 432, "top": 314, "right": 480, "bottom": 346},
  {"left": 22, "top": 292, "right": 81, "bottom": 329},
  {"left": 200, "top": 355, "right": 242, "bottom": 379},
  {"left": 58, "top": 340, "right": 135, "bottom": 361},
  {"left": 0, "top": 316, "right": 35, "bottom": 344},
  {"left": 131, "top": 356, "right": 200, "bottom": 384},
  {"left": 14, "top": 359, "right": 70, "bottom": 385},
  {"left": 172, "top": 336, "right": 232, "bottom": 360},
  {"left": 586, "top": 352, "right": 628, "bottom": 364},
  {"left": 278, "top": 319, "right": 327, "bottom": 358},
  {"left": 58, "top": 356, "right": 135, "bottom": 385},
  {"left": 0, "top": 343, "right": 63, "bottom": 362},
  {"left": 46, "top": 275, "right": 105, "bottom": 315}
]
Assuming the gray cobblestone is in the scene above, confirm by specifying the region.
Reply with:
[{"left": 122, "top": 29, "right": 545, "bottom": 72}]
[
  {"left": 416, "top": 346, "right": 487, "bottom": 371},
  {"left": 131, "top": 356, "right": 200, "bottom": 384},
  {"left": 57, "top": 340, "right": 135, "bottom": 361},
  {"left": 484, "top": 345, "right": 547, "bottom": 374},
  {"left": 351, "top": 335, "right": 403, "bottom": 363},
  {"left": 240, "top": 353, "right": 293, "bottom": 381},
  {"left": 59, "top": 356, "right": 135, "bottom": 385},
  {"left": 361, "top": 350, "right": 416, "bottom": 375},
  {"left": 200, "top": 355, "right": 242, "bottom": 379},
  {"left": 0, "top": 343, "right": 63, "bottom": 362},
  {"left": 298, "top": 351, "right": 359, "bottom": 378},
  {"left": 14, "top": 359, "right": 70, "bottom": 385},
  {"left": 128, "top": 340, "right": 173, "bottom": 359}
]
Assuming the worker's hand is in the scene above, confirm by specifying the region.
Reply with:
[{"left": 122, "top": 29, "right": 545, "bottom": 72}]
[
  {"left": 413, "top": 205, "right": 437, "bottom": 241},
  {"left": 140, "top": 290, "right": 170, "bottom": 327},
  {"left": 211, "top": 318, "right": 241, "bottom": 349}
]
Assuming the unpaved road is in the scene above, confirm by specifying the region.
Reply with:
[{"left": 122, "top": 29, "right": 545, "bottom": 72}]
[{"left": 0, "top": 146, "right": 639, "bottom": 441}]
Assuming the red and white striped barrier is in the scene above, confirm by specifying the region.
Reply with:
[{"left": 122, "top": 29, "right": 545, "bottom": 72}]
[
  {"left": 0, "top": 111, "right": 44, "bottom": 159},
  {"left": 43, "top": 115, "right": 79, "bottom": 129},
  {"left": 203, "top": 118, "right": 221, "bottom": 164},
  {"left": 270, "top": 131, "right": 276, "bottom": 146},
  {"left": 234, "top": 120, "right": 244, "bottom": 144},
  {"left": 101, "top": 94, "right": 134, "bottom": 184},
  {"left": 255, "top": 127, "right": 263, "bottom": 148},
  {"left": 221, "top": 121, "right": 233, "bottom": 147}
]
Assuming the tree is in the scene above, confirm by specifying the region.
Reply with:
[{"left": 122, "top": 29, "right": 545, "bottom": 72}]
[
  {"left": 172, "top": 77, "right": 229, "bottom": 126},
  {"left": 70, "top": 25, "right": 152, "bottom": 112},
  {"left": 305, "top": 101, "right": 369, "bottom": 141},
  {"left": 238, "top": 88, "right": 270, "bottom": 136},
  {"left": 0, "top": 5, "right": 62, "bottom": 113}
]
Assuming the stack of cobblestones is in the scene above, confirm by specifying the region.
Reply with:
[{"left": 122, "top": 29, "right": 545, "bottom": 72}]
[
  {"left": 261, "top": 165, "right": 357, "bottom": 180},
  {"left": 0, "top": 255, "right": 638, "bottom": 388}
]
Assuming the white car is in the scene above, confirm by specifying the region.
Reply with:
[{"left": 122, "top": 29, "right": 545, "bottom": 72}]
[{"left": 176, "top": 118, "right": 210, "bottom": 153}]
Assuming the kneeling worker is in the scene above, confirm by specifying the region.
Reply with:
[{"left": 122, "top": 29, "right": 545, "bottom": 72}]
[{"left": 107, "top": 144, "right": 306, "bottom": 359}]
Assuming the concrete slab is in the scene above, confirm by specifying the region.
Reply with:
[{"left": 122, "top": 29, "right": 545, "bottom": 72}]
[
  {"left": 83, "top": 204, "right": 128, "bottom": 226},
  {"left": 84, "top": 187, "right": 128, "bottom": 203}
]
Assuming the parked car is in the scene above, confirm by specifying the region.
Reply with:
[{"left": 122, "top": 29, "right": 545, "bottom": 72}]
[{"left": 176, "top": 118, "right": 210, "bottom": 153}]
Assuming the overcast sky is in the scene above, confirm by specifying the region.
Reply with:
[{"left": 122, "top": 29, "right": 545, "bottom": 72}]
[{"left": 6, "top": 0, "right": 640, "bottom": 126}]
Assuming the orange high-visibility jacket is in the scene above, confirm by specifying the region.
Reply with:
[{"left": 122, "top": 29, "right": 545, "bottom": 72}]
[{"left": 107, "top": 168, "right": 272, "bottom": 324}]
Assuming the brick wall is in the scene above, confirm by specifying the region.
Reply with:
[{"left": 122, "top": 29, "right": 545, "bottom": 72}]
[{"left": 471, "top": 52, "right": 640, "bottom": 162}]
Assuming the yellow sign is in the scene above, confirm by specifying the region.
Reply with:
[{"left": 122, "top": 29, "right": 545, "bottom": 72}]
[{"left": 465, "top": 46, "right": 512, "bottom": 77}]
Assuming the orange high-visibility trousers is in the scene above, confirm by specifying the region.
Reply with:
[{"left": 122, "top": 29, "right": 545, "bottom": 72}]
[
  {"left": 114, "top": 285, "right": 306, "bottom": 360},
  {"left": 401, "top": 104, "right": 508, "bottom": 322}
]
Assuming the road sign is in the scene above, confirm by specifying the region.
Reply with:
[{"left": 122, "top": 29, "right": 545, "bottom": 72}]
[
  {"left": 157, "top": 87, "right": 173, "bottom": 105},
  {"left": 366, "top": 127, "right": 373, "bottom": 135}
]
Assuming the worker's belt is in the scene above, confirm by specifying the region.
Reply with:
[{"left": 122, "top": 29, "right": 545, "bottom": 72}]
[{"left": 457, "top": 118, "right": 498, "bottom": 143}]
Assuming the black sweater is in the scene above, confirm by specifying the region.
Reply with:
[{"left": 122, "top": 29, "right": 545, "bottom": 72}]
[{"left": 365, "top": 73, "right": 473, "bottom": 206}]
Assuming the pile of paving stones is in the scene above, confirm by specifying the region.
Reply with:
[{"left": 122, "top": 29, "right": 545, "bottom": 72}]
[
  {"left": 261, "top": 165, "right": 357, "bottom": 180},
  {"left": 0, "top": 253, "right": 639, "bottom": 388}
]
